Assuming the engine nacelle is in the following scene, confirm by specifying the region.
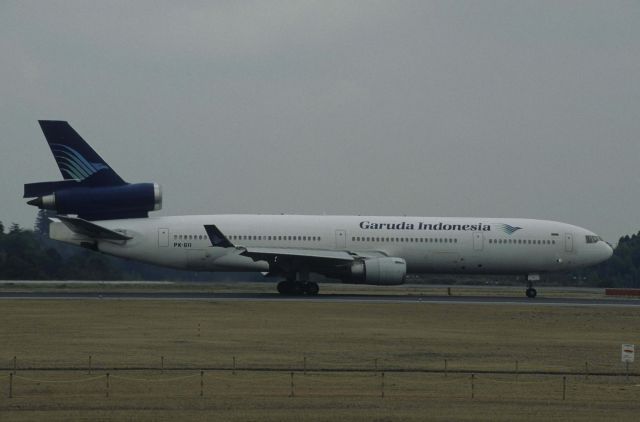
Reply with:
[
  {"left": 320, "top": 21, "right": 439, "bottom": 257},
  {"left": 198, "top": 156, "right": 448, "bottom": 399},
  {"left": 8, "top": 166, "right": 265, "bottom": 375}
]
[
  {"left": 347, "top": 257, "right": 407, "bottom": 285},
  {"left": 28, "top": 182, "right": 161, "bottom": 220}
]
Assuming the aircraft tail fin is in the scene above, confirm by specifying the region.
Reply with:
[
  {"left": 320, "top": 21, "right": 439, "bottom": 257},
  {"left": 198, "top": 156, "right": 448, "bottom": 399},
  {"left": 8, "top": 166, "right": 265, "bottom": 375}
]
[{"left": 38, "top": 120, "right": 126, "bottom": 186}]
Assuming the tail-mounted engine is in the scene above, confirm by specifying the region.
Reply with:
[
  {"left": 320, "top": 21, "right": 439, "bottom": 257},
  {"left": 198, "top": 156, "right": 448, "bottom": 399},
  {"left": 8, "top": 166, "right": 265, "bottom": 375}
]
[
  {"left": 24, "top": 120, "right": 162, "bottom": 221},
  {"left": 25, "top": 181, "right": 161, "bottom": 220}
]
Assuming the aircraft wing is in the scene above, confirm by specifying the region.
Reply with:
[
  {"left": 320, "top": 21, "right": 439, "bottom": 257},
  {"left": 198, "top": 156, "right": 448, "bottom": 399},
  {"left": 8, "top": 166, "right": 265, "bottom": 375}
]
[
  {"left": 241, "top": 247, "right": 355, "bottom": 263},
  {"left": 204, "top": 224, "right": 360, "bottom": 267},
  {"left": 55, "top": 215, "right": 132, "bottom": 241}
]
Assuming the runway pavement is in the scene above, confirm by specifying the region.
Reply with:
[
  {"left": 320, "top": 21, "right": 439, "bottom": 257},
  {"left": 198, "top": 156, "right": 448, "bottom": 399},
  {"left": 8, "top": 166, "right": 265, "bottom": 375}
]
[{"left": 0, "top": 290, "right": 639, "bottom": 307}]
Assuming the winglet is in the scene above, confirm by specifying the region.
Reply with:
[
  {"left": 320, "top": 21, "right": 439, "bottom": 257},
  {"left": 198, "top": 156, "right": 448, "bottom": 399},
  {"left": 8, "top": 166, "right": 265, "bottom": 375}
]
[
  {"left": 204, "top": 225, "right": 234, "bottom": 248},
  {"left": 204, "top": 224, "right": 233, "bottom": 248}
]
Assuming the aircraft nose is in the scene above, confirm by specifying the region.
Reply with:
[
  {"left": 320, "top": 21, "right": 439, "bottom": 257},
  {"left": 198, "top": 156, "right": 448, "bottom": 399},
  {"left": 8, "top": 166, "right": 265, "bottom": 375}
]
[
  {"left": 604, "top": 242, "right": 614, "bottom": 259},
  {"left": 598, "top": 241, "right": 614, "bottom": 262}
]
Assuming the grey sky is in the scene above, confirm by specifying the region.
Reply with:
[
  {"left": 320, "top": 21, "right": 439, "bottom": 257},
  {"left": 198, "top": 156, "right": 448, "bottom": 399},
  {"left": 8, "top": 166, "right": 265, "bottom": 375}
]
[{"left": 1, "top": 1, "right": 638, "bottom": 243}]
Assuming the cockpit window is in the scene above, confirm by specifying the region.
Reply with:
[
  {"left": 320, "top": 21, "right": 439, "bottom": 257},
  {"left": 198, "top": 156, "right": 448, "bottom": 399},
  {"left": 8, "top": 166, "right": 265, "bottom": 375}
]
[{"left": 586, "top": 235, "right": 600, "bottom": 244}]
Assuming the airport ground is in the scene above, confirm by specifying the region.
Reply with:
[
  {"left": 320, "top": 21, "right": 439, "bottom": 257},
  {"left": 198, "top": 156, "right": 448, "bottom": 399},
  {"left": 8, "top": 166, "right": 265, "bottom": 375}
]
[{"left": 1, "top": 282, "right": 640, "bottom": 421}]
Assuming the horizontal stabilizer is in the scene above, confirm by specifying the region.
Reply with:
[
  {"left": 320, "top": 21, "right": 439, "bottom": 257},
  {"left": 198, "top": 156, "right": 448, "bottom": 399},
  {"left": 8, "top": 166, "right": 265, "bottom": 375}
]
[
  {"left": 24, "top": 180, "right": 79, "bottom": 198},
  {"left": 56, "top": 215, "right": 132, "bottom": 241}
]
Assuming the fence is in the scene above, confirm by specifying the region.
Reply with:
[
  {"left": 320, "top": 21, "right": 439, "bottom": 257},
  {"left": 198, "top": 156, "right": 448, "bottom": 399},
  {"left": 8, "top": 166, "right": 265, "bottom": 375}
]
[{"left": 3, "top": 368, "right": 639, "bottom": 402}]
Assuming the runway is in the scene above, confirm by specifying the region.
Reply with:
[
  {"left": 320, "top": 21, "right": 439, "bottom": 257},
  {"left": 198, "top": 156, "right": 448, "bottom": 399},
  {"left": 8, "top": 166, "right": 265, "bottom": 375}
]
[{"left": 1, "top": 290, "right": 639, "bottom": 307}]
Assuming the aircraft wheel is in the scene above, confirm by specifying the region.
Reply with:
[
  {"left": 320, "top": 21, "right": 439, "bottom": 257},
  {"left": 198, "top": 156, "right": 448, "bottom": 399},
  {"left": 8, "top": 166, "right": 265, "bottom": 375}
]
[
  {"left": 291, "top": 282, "right": 304, "bottom": 295},
  {"left": 525, "top": 288, "right": 537, "bottom": 298},
  {"left": 277, "top": 281, "right": 293, "bottom": 295},
  {"left": 304, "top": 282, "right": 319, "bottom": 296}
]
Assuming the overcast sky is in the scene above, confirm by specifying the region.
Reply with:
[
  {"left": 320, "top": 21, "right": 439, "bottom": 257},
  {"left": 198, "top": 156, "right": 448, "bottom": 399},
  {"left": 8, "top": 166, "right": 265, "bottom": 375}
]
[{"left": 1, "top": 1, "right": 639, "bottom": 243}]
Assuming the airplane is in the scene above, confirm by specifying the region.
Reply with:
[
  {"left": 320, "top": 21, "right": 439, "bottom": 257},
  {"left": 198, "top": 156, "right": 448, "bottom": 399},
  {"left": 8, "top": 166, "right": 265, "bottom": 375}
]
[{"left": 24, "top": 121, "right": 613, "bottom": 298}]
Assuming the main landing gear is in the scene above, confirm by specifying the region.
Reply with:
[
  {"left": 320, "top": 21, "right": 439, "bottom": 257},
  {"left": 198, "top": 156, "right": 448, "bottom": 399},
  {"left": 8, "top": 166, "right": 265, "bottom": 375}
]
[{"left": 277, "top": 280, "right": 319, "bottom": 295}]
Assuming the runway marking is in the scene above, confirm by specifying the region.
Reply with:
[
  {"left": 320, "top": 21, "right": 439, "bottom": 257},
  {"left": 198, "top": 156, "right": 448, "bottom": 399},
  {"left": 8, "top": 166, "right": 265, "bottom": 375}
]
[{"left": 0, "top": 292, "right": 639, "bottom": 308}]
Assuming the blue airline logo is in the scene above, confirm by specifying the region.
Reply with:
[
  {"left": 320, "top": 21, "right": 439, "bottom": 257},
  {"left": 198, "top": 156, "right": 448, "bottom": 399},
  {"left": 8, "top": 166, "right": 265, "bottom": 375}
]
[
  {"left": 51, "top": 143, "right": 108, "bottom": 180},
  {"left": 496, "top": 224, "right": 522, "bottom": 235}
]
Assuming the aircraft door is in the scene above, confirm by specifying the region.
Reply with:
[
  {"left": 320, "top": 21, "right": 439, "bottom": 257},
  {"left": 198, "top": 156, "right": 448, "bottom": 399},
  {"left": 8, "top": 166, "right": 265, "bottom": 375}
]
[
  {"left": 335, "top": 229, "right": 347, "bottom": 249},
  {"left": 158, "top": 228, "right": 169, "bottom": 247},
  {"left": 473, "top": 232, "right": 484, "bottom": 251},
  {"left": 564, "top": 233, "right": 574, "bottom": 252}
]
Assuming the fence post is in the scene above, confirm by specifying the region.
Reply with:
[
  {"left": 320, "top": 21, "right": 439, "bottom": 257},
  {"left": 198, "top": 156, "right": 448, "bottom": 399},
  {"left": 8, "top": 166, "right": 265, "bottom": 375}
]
[
  {"left": 304, "top": 356, "right": 307, "bottom": 375},
  {"left": 161, "top": 356, "right": 164, "bottom": 374},
  {"left": 233, "top": 356, "right": 236, "bottom": 375},
  {"left": 198, "top": 323, "right": 201, "bottom": 338},
  {"left": 445, "top": 359, "right": 448, "bottom": 377},
  {"left": 9, "top": 373, "right": 13, "bottom": 399},
  {"left": 381, "top": 372, "right": 385, "bottom": 399},
  {"left": 106, "top": 373, "right": 110, "bottom": 398},
  {"left": 471, "top": 374, "right": 475, "bottom": 399},
  {"left": 562, "top": 376, "right": 566, "bottom": 400},
  {"left": 13, "top": 356, "right": 16, "bottom": 374},
  {"left": 515, "top": 360, "right": 519, "bottom": 381},
  {"left": 200, "top": 371, "right": 204, "bottom": 397},
  {"left": 88, "top": 355, "right": 92, "bottom": 375},
  {"left": 290, "top": 372, "right": 295, "bottom": 397},
  {"left": 375, "top": 358, "right": 378, "bottom": 372}
]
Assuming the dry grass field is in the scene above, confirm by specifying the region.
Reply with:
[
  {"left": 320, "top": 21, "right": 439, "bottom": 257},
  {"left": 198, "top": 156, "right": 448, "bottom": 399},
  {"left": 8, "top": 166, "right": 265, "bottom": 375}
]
[{"left": 1, "top": 293, "right": 640, "bottom": 421}]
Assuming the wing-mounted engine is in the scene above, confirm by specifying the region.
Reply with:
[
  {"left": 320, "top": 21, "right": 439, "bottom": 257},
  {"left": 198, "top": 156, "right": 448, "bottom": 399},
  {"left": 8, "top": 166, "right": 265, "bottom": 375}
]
[{"left": 347, "top": 257, "right": 407, "bottom": 285}]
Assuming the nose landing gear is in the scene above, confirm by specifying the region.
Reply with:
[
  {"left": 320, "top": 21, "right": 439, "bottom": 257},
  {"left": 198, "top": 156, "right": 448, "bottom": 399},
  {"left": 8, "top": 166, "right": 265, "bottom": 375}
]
[{"left": 525, "top": 274, "right": 539, "bottom": 298}]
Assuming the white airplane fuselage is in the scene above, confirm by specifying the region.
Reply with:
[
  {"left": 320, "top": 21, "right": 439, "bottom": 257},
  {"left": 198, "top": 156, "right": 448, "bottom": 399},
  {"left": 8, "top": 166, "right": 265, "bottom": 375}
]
[
  {"left": 29, "top": 121, "right": 614, "bottom": 297},
  {"left": 50, "top": 214, "right": 613, "bottom": 276}
]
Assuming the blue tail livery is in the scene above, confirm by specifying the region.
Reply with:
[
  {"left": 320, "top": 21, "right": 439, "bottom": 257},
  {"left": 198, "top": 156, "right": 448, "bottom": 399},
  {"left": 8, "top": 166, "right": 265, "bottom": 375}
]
[
  {"left": 38, "top": 120, "right": 125, "bottom": 186},
  {"left": 24, "top": 121, "right": 161, "bottom": 220}
]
